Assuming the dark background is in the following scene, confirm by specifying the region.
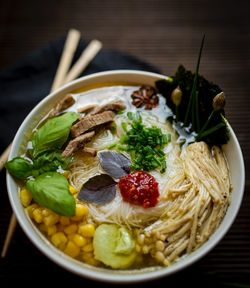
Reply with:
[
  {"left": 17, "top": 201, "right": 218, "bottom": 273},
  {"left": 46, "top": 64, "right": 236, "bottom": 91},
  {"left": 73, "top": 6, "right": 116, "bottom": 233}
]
[{"left": 0, "top": 0, "right": 249, "bottom": 287}]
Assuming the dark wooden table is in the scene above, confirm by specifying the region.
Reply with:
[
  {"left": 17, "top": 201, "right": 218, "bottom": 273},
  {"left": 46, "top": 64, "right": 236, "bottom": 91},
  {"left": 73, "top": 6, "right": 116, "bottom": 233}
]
[{"left": 0, "top": 0, "right": 249, "bottom": 286}]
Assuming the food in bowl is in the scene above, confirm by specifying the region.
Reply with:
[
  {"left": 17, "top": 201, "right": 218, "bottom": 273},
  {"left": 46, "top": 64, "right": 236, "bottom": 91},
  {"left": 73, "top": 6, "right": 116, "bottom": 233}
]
[{"left": 6, "top": 64, "right": 233, "bottom": 271}]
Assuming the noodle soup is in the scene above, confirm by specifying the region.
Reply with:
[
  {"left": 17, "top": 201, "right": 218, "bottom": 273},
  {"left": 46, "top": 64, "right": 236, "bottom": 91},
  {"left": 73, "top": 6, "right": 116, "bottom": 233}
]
[{"left": 6, "top": 79, "right": 232, "bottom": 271}]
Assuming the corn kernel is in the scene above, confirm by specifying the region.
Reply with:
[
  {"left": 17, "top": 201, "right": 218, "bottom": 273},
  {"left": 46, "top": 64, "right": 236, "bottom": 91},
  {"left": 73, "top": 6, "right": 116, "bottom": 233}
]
[
  {"left": 82, "top": 252, "right": 99, "bottom": 266},
  {"left": 26, "top": 204, "right": 39, "bottom": 219},
  {"left": 20, "top": 187, "right": 32, "bottom": 207},
  {"left": 57, "top": 224, "right": 65, "bottom": 232},
  {"left": 39, "top": 223, "right": 48, "bottom": 233},
  {"left": 82, "top": 243, "right": 93, "bottom": 252},
  {"left": 82, "top": 252, "right": 93, "bottom": 260},
  {"left": 44, "top": 214, "right": 59, "bottom": 226},
  {"left": 60, "top": 216, "right": 71, "bottom": 226},
  {"left": 64, "top": 224, "right": 78, "bottom": 235},
  {"left": 67, "top": 234, "right": 75, "bottom": 241},
  {"left": 51, "top": 232, "right": 67, "bottom": 248},
  {"left": 33, "top": 208, "right": 43, "bottom": 223},
  {"left": 78, "top": 224, "right": 95, "bottom": 238},
  {"left": 72, "top": 234, "right": 87, "bottom": 247},
  {"left": 64, "top": 241, "right": 80, "bottom": 258},
  {"left": 47, "top": 225, "right": 57, "bottom": 236},
  {"left": 84, "top": 257, "right": 100, "bottom": 266},
  {"left": 71, "top": 204, "right": 88, "bottom": 221},
  {"left": 41, "top": 208, "right": 51, "bottom": 217},
  {"left": 76, "top": 204, "right": 88, "bottom": 217},
  {"left": 69, "top": 185, "right": 78, "bottom": 195}
]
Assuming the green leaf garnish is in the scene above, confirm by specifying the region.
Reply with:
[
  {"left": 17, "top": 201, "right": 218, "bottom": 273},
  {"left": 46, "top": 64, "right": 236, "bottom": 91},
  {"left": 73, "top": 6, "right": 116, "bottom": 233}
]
[
  {"left": 33, "top": 151, "right": 72, "bottom": 175},
  {"left": 31, "top": 112, "right": 79, "bottom": 158},
  {"left": 26, "top": 172, "right": 75, "bottom": 216},
  {"left": 5, "top": 157, "right": 34, "bottom": 179},
  {"left": 118, "top": 112, "right": 170, "bottom": 173}
]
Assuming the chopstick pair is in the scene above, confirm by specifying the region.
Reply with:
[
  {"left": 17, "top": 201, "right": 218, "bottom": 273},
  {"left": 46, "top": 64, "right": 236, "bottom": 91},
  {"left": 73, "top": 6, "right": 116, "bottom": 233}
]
[
  {"left": 0, "top": 29, "right": 102, "bottom": 258},
  {"left": 51, "top": 29, "right": 102, "bottom": 91}
]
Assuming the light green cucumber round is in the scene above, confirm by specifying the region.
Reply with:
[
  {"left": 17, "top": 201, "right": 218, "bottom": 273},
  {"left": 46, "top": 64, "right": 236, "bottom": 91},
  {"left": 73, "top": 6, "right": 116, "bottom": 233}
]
[{"left": 93, "top": 224, "right": 137, "bottom": 269}]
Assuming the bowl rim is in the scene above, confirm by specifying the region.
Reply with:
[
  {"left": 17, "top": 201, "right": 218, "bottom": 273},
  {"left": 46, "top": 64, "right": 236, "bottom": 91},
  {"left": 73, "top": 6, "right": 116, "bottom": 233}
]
[{"left": 6, "top": 69, "right": 245, "bottom": 283}]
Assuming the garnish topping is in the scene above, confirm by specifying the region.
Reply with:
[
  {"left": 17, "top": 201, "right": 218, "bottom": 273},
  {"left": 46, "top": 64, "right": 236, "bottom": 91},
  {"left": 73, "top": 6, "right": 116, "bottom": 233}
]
[
  {"left": 155, "top": 35, "right": 229, "bottom": 146},
  {"left": 98, "top": 151, "right": 131, "bottom": 179},
  {"left": 118, "top": 171, "right": 159, "bottom": 208},
  {"left": 131, "top": 85, "right": 159, "bottom": 109},
  {"left": 119, "top": 112, "right": 170, "bottom": 173},
  {"left": 78, "top": 174, "right": 117, "bottom": 204},
  {"left": 26, "top": 172, "right": 75, "bottom": 216}
]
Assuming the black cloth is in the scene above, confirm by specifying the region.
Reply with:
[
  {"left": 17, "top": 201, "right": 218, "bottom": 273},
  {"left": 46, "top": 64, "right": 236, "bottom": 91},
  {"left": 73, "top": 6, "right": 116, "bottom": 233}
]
[{"left": 0, "top": 37, "right": 160, "bottom": 153}]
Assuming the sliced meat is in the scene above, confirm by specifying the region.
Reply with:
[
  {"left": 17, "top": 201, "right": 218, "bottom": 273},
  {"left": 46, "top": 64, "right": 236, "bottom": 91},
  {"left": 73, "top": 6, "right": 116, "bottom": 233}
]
[
  {"left": 71, "top": 111, "right": 115, "bottom": 138},
  {"left": 77, "top": 103, "right": 98, "bottom": 114},
  {"left": 89, "top": 100, "right": 126, "bottom": 115},
  {"left": 83, "top": 147, "right": 97, "bottom": 156},
  {"left": 49, "top": 94, "right": 75, "bottom": 117},
  {"left": 62, "top": 131, "right": 95, "bottom": 157}
]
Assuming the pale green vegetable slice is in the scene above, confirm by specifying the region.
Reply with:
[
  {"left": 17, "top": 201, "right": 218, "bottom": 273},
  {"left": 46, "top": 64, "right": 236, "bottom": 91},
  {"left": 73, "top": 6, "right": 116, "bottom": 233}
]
[{"left": 93, "top": 224, "right": 136, "bottom": 269}]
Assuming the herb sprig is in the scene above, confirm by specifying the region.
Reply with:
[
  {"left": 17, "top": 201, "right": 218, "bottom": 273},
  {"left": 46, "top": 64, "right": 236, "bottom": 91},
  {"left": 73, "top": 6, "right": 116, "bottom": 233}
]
[
  {"left": 155, "top": 35, "right": 230, "bottom": 146},
  {"left": 118, "top": 112, "right": 171, "bottom": 173}
]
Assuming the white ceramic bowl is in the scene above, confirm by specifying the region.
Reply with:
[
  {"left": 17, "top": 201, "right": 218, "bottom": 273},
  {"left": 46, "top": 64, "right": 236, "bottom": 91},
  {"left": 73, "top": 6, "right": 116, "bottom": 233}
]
[{"left": 6, "top": 70, "right": 245, "bottom": 283}]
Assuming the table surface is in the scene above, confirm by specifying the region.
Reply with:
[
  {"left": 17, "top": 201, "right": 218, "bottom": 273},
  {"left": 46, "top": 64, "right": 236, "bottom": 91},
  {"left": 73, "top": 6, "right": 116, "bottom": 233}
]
[{"left": 0, "top": 0, "right": 249, "bottom": 287}]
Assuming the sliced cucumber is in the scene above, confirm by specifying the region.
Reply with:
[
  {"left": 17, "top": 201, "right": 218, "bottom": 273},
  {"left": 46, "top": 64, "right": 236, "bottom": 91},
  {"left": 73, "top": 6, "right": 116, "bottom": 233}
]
[{"left": 93, "top": 224, "right": 137, "bottom": 269}]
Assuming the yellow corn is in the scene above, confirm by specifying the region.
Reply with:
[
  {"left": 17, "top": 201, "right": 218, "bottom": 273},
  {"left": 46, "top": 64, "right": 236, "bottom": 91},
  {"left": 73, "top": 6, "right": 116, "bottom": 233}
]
[
  {"left": 33, "top": 208, "right": 43, "bottom": 223},
  {"left": 67, "top": 234, "right": 75, "bottom": 241},
  {"left": 75, "top": 204, "right": 88, "bottom": 217},
  {"left": 82, "top": 243, "right": 93, "bottom": 252},
  {"left": 78, "top": 223, "right": 95, "bottom": 238},
  {"left": 69, "top": 185, "right": 78, "bottom": 195},
  {"left": 82, "top": 252, "right": 99, "bottom": 266},
  {"left": 51, "top": 232, "right": 67, "bottom": 249},
  {"left": 71, "top": 204, "right": 89, "bottom": 221},
  {"left": 60, "top": 216, "right": 71, "bottom": 226},
  {"left": 64, "top": 241, "right": 80, "bottom": 258},
  {"left": 72, "top": 234, "right": 87, "bottom": 247},
  {"left": 47, "top": 225, "right": 57, "bottom": 236},
  {"left": 20, "top": 187, "right": 32, "bottom": 207},
  {"left": 64, "top": 224, "right": 78, "bottom": 235},
  {"left": 41, "top": 208, "right": 51, "bottom": 217},
  {"left": 57, "top": 224, "right": 65, "bottom": 232},
  {"left": 26, "top": 204, "right": 39, "bottom": 219},
  {"left": 84, "top": 257, "right": 99, "bottom": 266},
  {"left": 39, "top": 223, "right": 48, "bottom": 233},
  {"left": 44, "top": 214, "right": 59, "bottom": 226}
]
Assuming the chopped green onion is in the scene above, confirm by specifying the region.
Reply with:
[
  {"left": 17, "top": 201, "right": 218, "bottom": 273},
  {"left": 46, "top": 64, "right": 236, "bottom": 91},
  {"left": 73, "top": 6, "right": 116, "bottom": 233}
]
[{"left": 118, "top": 112, "right": 170, "bottom": 173}]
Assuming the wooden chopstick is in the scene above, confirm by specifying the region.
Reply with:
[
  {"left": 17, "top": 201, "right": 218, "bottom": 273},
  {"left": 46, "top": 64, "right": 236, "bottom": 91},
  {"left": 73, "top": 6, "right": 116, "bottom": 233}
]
[
  {"left": 0, "top": 144, "right": 12, "bottom": 171},
  {"left": 50, "top": 29, "right": 81, "bottom": 92},
  {"left": 64, "top": 39, "right": 102, "bottom": 84},
  {"left": 1, "top": 214, "right": 17, "bottom": 258},
  {"left": 1, "top": 30, "right": 103, "bottom": 258}
]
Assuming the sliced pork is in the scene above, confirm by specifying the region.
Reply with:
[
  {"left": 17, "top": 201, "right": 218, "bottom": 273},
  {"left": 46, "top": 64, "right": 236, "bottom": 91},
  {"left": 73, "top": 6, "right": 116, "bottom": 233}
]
[
  {"left": 71, "top": 111, "right": 115, "bottom": 138},
  {"left": 62, "top": 131, "right": 95, "bottom": 157}
]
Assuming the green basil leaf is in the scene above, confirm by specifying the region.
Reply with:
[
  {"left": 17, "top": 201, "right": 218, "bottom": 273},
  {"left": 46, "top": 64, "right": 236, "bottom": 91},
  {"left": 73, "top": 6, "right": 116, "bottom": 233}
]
[
  {"left": 33, "top": 151, "right": 71, "bottom": 174},
  {"left": 32, "top": 112, "right": 79, "bottom": 158},
  {"left": 26, "top": 172, "right": 75, "bottom": 216},
  {"left": 5, "top": 157, "right": 33, "bottom": 179}
]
